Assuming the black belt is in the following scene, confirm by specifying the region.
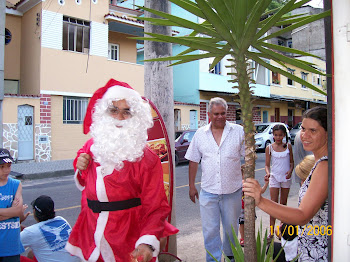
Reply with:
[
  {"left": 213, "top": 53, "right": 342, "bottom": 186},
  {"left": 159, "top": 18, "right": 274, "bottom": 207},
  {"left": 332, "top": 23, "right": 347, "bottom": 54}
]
[{"left": 87, "top": 198, "right": 141, "bottom": 213}]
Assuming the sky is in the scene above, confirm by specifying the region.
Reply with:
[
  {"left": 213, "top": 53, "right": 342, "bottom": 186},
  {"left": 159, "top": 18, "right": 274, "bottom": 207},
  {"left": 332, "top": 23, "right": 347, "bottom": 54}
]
[{"left": 307, "top": 0, "right": 324, "bottom": 8}]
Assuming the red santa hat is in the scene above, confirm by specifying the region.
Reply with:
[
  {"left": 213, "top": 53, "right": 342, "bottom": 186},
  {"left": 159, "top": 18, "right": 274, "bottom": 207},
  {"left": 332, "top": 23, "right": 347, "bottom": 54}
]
[{"left": 83, "top": 79, "right": 141, "bottom": 134}]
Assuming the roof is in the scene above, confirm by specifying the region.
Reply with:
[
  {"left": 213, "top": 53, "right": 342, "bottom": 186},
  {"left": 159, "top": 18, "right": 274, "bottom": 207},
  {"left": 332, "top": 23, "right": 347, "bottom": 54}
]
[
  {"left": 174, "top": 101, "right": 200, "bottom": 107},
  {"left": 105, "top": 13, "right": 180, "bottom": 35},
  {"left": 5, "top": 93, "right": 40, "bottom": 98},
  {"left": 6, "top": 0, "right": 16, "bottom": 9}
]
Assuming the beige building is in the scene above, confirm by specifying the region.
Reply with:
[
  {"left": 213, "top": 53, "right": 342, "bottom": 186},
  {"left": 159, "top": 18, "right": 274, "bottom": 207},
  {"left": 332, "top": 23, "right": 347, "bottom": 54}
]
[
  {"left": 4, "top": 0, "right": 148, "bottom": 161},
  {"left": 267, "top": 57, "right": 327, "bottom": 126}
]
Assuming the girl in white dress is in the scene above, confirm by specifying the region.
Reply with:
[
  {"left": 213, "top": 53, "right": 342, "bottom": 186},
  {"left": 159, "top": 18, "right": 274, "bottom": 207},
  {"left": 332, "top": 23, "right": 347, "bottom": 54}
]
[{"left": 265, "top": 124, "right": 294, "bottom": 240}]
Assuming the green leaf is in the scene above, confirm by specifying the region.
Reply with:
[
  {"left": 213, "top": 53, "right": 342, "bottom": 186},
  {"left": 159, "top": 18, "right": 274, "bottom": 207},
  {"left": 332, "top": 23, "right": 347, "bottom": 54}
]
[
  {"left": 242, "top": 0, "right": 272, "bottom": 47},
  {"left": 274, "top": 15, "right": 311, "bottom": 27},
  {"left": 260, "top": 10, "right": 331, "bottom": 41},
  {"left": 287, "top": 0, "right": 313, "bottom": 12},
  {"left": 143, "top": 53, "right": 215, "bottom": 63},
  {"left": 177, "top": 47, "right": 197, "bottom": 56},
  {"left": 209, "top": 0, "right": 237, "bottom": 34},
  {"left": 138, "top": 5, "right": 222, "bottom": 39},
  {"left": 134, "top": 33, "right": 228, "bottom": 55},
  {"left": 167, "top": 0, "right": 206, "bottom": 19},
  {"left": 259, "top": 42, "right": 321, "bottom": 59},
  {"left": 253, "top": 45, "right": 326, "bottom": 75},
  {"left": 253, "top": 0, "right": 297, "bottom": 42},
  {"left": 195, "top": 0, "right": 237, "bottom": 48},
  {"left": 207, "top": 250, "right": 220, "bottom": 262}
]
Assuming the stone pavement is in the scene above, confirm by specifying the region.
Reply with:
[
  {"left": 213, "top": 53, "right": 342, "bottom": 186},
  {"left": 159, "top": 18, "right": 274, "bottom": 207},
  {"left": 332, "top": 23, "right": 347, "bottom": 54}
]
[{"left": 11, "top": 160, "right": 299, "bottom": 261}]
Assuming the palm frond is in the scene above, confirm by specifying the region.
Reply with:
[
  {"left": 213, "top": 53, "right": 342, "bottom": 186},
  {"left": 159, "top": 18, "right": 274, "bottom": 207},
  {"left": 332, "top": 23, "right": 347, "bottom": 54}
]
[
  {"left": 248, "top": 53, "right": 326, "bottom": 95},
  {"left": 259, "top": 10, "right": 331, "bottom": 41}
]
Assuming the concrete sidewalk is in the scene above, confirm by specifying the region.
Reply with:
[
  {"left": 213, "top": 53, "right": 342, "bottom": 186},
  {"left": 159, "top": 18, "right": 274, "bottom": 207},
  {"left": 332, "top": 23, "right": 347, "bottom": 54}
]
[
  {"left": 176, "top": 193, "right": 300, "bottom": 262},
  {"left": 10, "top": 159, "right": 74, "bottom": 180}
]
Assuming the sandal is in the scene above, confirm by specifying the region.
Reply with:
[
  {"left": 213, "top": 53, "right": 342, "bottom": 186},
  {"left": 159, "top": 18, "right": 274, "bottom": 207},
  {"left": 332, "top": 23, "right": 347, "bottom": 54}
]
[{"left": 240, "top": 238, "right": 244, "bottom": 247}]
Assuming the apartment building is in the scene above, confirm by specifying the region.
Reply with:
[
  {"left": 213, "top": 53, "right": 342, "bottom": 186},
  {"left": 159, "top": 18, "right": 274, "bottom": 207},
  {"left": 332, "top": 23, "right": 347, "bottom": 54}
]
[{"left": 4, "top": 0, "right": 145, "bottom": 161}]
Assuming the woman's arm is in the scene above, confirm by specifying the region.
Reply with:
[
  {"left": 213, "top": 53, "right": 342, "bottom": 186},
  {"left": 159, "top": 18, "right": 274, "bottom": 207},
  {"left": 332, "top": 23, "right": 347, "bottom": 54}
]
[{"left": 243, "top": 161, "right": 328, "bottom": 226}]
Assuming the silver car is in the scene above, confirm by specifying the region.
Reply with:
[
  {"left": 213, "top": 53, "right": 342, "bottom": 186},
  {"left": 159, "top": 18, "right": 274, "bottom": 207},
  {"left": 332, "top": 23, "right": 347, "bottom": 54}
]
[
  {"left": 290, "top": 122, "right": 302, "bottom": 144},
  {"left": 254, "top": 122, "right": 291, "bottom": 150}
]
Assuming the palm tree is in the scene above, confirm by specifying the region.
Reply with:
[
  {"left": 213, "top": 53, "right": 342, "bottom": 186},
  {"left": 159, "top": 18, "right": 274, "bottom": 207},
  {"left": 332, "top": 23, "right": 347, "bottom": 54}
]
[{"left": 136, "top": 0, "right": 330, "bottom": 260}]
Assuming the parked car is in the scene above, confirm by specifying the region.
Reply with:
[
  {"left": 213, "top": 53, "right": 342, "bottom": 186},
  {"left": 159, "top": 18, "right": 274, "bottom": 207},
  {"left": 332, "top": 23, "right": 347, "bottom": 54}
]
[
  {"left": 174, "top": 130, "right": 196, "bottom": 165},
  {"left": 254, "top": 122, "right": 291, "bottom": 151},
  {"left": 289, "top": 122, "right": 302, "bottom": 144}
]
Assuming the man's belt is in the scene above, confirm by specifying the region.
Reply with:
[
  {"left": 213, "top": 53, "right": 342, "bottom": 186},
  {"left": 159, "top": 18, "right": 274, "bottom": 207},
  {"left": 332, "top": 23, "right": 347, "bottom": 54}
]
[{"left": 87, "top": 198, "right": 141, "bottom": 213}]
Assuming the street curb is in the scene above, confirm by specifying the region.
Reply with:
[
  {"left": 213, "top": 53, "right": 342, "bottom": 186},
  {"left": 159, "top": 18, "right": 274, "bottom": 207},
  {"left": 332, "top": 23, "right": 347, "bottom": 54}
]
[{"left": 12, "top": 169, "right": 75, "bottom": 180}]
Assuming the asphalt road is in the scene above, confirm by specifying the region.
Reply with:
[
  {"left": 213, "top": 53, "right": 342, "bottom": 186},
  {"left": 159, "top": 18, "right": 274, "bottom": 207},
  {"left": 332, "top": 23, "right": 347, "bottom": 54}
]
[{"left": 20, "top": 150, "right": 299, "bottom": 229}]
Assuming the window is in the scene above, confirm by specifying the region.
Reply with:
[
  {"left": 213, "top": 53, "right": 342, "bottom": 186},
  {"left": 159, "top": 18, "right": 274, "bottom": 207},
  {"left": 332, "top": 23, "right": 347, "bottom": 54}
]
[
  {"left": 287, "top": 40, "right": 292, "bottom": 48},
  {"left": 209, "top": 61, "right": 221, "bottom": 75},
  {"left": 250, "top": 61, "right": 256, "bottom": 81},
  {"left": 4, "top": 80, "right": 19, "bottom": 94},
  {"left": 58, "top": 0, "right": 65, "bottom": 5},
  {"left": 75, "top": 0, "right": 82, "bottom": 5},
  {"left": 272, "top": 72, "right": 280, "bottom": 85},
  {"left": 287, "top": 69, "right": 294, "bottom": 86},
  {"left": 63, "top": 96, "right": 88, "bottom": 124},
  {"left": 301, "top": 72, "right": 308, "bottom": 89},
  {"left": 63, "top": 16, "right": 90, "bottom": 53},
  {"left": 183, "top": 131, "right": 195, "bottom": 143},
  {"left": 108, "top": 43, "right": 120, "bottom": 61},
  {"left": 278, "top": 39, "right": 285, "bottom": 46},
  {"left": 314, "top": 74, "right": 322, "bottom": 86},
  {"left": 5, "top": 28, "right": 12, "bottom": 45}
]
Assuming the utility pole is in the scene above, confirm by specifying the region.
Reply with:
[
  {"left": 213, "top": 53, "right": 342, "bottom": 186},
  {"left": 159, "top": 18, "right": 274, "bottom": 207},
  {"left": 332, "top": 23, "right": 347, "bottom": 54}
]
[
  {"left": 144, "top": 0, "right": 177, "bottom": 259},
  {"left": 0, "top": 0, "right": 6, "bottom": 147}
]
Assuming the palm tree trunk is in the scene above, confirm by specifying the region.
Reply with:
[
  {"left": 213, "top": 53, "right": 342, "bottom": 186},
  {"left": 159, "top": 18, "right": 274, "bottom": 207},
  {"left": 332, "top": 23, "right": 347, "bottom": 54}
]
[{"left": 235, "top": 55, "right": 257, "bottom": 262}]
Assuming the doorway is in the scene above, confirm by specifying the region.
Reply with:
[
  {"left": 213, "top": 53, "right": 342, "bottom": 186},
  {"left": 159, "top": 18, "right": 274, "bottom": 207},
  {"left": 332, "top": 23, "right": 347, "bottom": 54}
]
[
  {"left": 190, "top": 110, "right": 198, "bottom": 130},
  {"left": 17, "top": 105, "right": 34, "bottom": 160}
]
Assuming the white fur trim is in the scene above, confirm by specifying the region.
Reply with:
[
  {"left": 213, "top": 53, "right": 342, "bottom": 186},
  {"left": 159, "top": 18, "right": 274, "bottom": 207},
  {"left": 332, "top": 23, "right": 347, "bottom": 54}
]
[
  {"left": 74, "top": 169, "right": 85, "bottom": 191},
  {"left": 100, "top": 235, "right": 116, "bottom": 262},
  {"left": 103, "top": 85, "right": 141, "bottom": 101},
  {"left": 65, "top": 242, "right": 88, "bottom": 262},
  {"left": 135, "top": 235, "right": 160, "bottom": 257},
  {"left": 96, "top": 166, "right": 109, "bottom": 202}
]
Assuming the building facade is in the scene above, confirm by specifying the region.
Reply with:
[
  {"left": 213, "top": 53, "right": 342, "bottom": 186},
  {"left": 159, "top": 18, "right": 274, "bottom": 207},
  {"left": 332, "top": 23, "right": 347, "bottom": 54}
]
[{"left": 4, "top": 0, "right": 145, "bottom": 161}]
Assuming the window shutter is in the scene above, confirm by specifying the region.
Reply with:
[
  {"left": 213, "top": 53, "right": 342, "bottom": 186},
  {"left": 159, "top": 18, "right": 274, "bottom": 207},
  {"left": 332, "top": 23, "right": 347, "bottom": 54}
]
[{"left": 42, "top": 10, "right": 63, "bottom": 50}]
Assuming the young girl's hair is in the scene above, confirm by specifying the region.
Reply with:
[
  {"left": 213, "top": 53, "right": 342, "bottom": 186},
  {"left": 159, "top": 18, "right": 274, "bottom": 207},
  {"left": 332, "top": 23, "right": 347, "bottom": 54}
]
[
  {"left": 272, "top": 124, "right": 288, "bottom": 147},
  {"left": 295, "top": 155, "right": 315, "bottom": 183}
]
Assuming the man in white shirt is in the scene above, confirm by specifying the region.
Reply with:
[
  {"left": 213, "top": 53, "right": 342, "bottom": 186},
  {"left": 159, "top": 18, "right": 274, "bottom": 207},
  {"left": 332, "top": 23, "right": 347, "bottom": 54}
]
[
  {"left": 20, "top": 195, "right": 79, "bottom": 262},
  {"left": 185, "top": 97, "right": 245, "bottom": 262}
]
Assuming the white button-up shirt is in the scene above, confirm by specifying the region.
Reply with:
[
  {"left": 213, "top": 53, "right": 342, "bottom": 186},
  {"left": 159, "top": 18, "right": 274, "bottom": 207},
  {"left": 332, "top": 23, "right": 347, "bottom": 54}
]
[{"left": 185, "top": 121, "right": 245, "bottom": 195}]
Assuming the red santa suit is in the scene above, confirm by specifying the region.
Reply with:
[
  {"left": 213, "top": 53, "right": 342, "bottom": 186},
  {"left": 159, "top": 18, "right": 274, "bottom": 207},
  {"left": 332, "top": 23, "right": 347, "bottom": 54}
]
[
  {"left": 66, "top": 139, "right": 171, "bottom": 262},
  {"left": 66, "top": 79, "right": 174, "bottom": 262}
]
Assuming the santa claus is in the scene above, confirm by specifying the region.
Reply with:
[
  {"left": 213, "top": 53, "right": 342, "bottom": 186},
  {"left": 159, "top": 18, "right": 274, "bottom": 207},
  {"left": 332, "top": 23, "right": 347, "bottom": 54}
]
[{"left": 66, "top": 79, "right": 175, "bottom": 262}]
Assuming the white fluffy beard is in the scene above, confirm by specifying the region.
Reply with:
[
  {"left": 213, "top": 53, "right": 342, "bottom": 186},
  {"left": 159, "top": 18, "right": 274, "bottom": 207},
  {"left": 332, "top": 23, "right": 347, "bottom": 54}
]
[{"left": 90, "top": 98, "right": 153, "bottom": 174}]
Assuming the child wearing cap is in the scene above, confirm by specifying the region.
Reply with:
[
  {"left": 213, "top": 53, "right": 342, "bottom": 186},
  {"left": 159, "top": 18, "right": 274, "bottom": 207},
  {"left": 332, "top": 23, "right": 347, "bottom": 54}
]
[
  {"left": 0, "top": 148, "right": 25, "bottom": 262},
  {"left": 20, "top": 195, "right": 79, "bottom": 262}
]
